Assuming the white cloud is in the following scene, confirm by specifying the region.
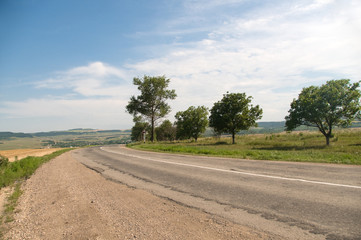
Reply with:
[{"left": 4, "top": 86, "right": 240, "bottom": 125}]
[
  {"left": 35, "top": 61, "right": 134, "bottom": 97},
  {"left": 67, "top": 62, "right": 126, "bottom": 78},
  {"left": 0, "top": 98, "right": 133, "bottom": 131},
  {"left": 0, "top": 61, "right": 137, "bottom": 131},
  {"left": 2, "top": 0, "right": 361, "bottom": 132},
  {"left": 292, "top": 0, "right": 334, "bottom": 12},
  {"left": 0, "top": 98, "right": 123, "bottom": 118},
  {"left": 127, "top": 0, "right": 361, "bottom": 121}
]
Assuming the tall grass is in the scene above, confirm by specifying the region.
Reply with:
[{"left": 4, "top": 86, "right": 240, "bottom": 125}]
[
  {"left": 128, "top": 129, "right": 361, "bottom": 165},
  {"left": 0, "top": 149, "right": 71, "bottom": 189}
]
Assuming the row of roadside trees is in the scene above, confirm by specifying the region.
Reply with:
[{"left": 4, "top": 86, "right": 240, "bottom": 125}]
[
  {"left": 126, "top": 76, "right": 263, "bottom": 144},
  {"left": 126, "top": 76, "right": 360, "bottom": 145}
]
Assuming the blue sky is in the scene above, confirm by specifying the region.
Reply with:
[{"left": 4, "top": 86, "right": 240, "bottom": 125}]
[{"left": 1, "top": 0, "right": 360, "bottom": 132}]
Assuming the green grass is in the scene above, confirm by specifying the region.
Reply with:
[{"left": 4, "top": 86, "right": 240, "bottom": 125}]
[
  {"left": 0, "top": 183, "right": 23, "bottom": 238},
  {"left": 3, "top": 183, "right": 22, "bottom": 223},
  {"left": 0, "top": 149, "right": 72, "bottom": 238},
  {"left": 0, "top": 149, "right": 71, "bottom": 189},
  {"left": 128, "top": 129, "right": 361, "bottom": 165}
]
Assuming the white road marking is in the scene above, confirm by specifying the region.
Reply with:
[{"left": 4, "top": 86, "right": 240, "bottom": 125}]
[{"left": 100, "top": 147, "right": 361, "bottom": 190}]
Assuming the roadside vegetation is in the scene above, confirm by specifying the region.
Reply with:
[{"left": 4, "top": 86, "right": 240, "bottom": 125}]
[
  {"left": 127, "top": 78, "right": 360, "bottom": 164},
  {"left": 0, "top": 149, "right": 71, "bottom": 237},
  {"left": 1, "top": 183, "right": 22, "bottom": 224},
  {"left": 0, "top": 149, "right": 71, "bottom": 188},
  {"left": 127, "top": 78, "right": 360, "bottom": 148},
  {"left": 126, "top": 75, "right": 177, "bottom": 142},
  {"left": 128, "top": 128, "right": 361, "bottom": 165},
  {"left": 285, "top": 79, "right": 361, "bottom": 145}
]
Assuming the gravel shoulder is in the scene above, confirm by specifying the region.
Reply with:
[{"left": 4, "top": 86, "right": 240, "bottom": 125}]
[{"left": 3, "top": 151, "right": 272, "bottom": 239}]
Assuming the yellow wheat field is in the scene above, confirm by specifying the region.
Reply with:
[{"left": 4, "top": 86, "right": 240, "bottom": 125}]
[{"left": 0, "top": 148, "right": 63, "bottom": 162}]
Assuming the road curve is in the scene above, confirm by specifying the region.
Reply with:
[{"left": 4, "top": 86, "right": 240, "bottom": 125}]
[{"left": 73, "top": 145, "right": 361, "bottom": 240}]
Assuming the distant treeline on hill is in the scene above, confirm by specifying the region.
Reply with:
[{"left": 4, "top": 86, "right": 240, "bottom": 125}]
[
  {"left": 0, "top": 129, "right": 131, "bottom": 140},
  {"left": 241, "top": 121, "right": 361, "bottom": 135},
  {"left": 33, "top": 129, "right": 130, "bottom": 137},
  {"left": 1, "top": 121, "right": 360, "bottom": 140},
  {"left": 32, "top": 129, "right": 130, "bottom": 137},
  {"left": 203, "top": 121, "right": 361, "bottom": 137},
  {"left": 0, "top": 132, "right": 33, "bottom": 140}
]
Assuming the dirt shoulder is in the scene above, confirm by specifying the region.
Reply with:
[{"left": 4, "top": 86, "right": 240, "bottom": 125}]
[{"left": 3, "top": 151, "right": 272, "bottom": 240}]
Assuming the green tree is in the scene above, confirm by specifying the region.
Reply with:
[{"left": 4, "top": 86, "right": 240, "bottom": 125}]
[
  {"left": 285, "top": 79, "right": 361, "bottom": 145},
  {"left": 131, "top": 120, "right": 150, "bottom": 142},
  {"left": 126, "top": 75, "right": 177, "bottom": 142},
  {"left": 175, "top": 106, "right": 209, "bottom": 142},
  {"left": 155, "top": 120, "right": 176, "bottom": 141},
  {"left": 209, "top": 92, "right": 263, "bottom": 144}
]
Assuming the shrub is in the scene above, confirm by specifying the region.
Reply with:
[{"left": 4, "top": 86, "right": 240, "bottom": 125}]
[{"left": 0, "top": 154, "right": 9, "bottom": 167}]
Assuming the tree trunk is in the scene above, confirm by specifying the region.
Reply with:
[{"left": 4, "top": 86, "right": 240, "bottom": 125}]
[
  {"left": 326, "top": 126, "right": 332, "bottom": 146},
  {"left": 318, "top": 124, "right": 332, "bottom": 146},
  {"left": 326, "top": 135, "right": 330, "bottom": 146},
  {"left": 232, "top": 131, "right": 235, "bottom": 144},
  {"left": 151, "top": 116, "right": 155, "bottom": 142}
]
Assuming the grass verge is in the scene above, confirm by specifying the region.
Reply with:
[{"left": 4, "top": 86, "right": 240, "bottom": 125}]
[
  {"left": 0, "top": 149, "right": 72, "bottom": 238},
  {"left": 3, "top": 183, "right": 22, "bottom": 223},
  {"left": 128, "top": 129, "right": 361, "bottom": 165},
  {"left": 0, "top": 149, "right": 71, "bottom": 189},
  {"left": 0, "top": 183, "right": 23, "bottom": 239}
]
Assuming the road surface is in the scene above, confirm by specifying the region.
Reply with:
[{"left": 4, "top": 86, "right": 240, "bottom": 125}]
[{"left": 73, "top": 145, "right": 361, "bottom": 240}]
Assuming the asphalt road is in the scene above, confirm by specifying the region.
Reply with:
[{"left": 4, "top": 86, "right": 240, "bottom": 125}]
[{"left": 73, "top": 145, "right": 361, "bottom": 240}]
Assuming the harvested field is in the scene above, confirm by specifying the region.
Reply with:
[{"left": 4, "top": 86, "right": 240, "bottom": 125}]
[{"left": 0, "top": 148, "right": 64, "bottom": 162}]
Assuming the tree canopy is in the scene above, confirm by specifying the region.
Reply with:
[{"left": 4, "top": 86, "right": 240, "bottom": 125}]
[
  {"left": 209, "top": 92, "right": 263, "bottom": 144},
  {"left": 131, "top": 121, "right": 149, "bottom": 142},
  {"left": 155, "top": 120, "right": 176, "bottom": 141},
  {"left": 285, "top": 79, "right": 361, "bottom": 145},
  {"left": 175, "top": 106, "right": 209, "bottom": 142},
  {"left": 126, "top": 75, "right": 177, "bottom": 142}
]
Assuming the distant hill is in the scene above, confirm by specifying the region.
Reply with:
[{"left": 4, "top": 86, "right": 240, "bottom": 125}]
[
  {"left": 0, "top": 132, "right": 33, "bottom": 140},
  {"left": 252, "top": 121, "right": 286, "bottom": 133},
  {"left": 203, "top": 122, "right": 287, "bottom": 137},
  {"left": 1, "top": 120, "right": 359, "bottom": 146},
  {"left": 242, "top": 121, "right": 361, "bottom": 135},
  {"left": 204, "top": 121, "right": 361, "bottom": 137},
  {"left": 0, "top": 129, "right": 132, "bottom": 150},
  {"left": 351, "top": 121, "right": 361, "bottom": 128},
  {"left": 32, "top": 129, "right": 130, "bottom": 137}
]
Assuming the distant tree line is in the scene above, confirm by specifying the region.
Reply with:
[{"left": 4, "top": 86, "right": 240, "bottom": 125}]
[
  {"left": 0, "top": 129, "right": 130, "bottom": 139},
  {"left": 127, "top": 76, "right": 361, "bottom": 145},
  {"left": 0, "top": 132, "right": 33, "bottom": 140},
  {"left": 41, "top": 139, "right": 131, "bottom": 148}
]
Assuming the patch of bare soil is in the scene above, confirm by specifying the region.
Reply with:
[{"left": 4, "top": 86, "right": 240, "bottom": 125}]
[
  {"left": 0, "top": 187, "right": 12, "bottom": 219},
  {"left": 0, "top": 149, "right": 63, "bottom": 162},
  {"left": 3, "top": 152, "right": 272, "bottom": 239}
]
